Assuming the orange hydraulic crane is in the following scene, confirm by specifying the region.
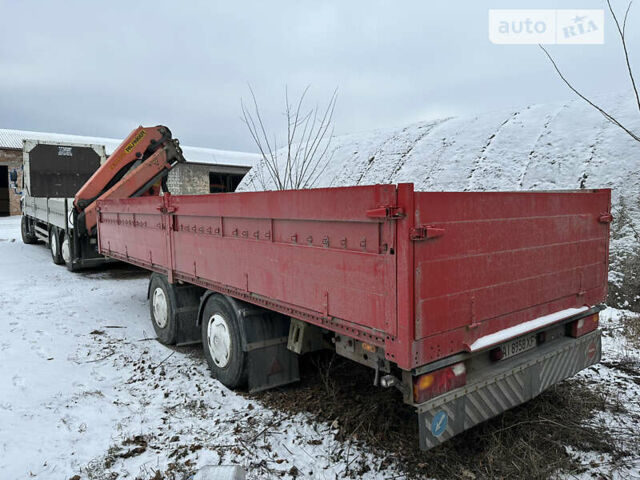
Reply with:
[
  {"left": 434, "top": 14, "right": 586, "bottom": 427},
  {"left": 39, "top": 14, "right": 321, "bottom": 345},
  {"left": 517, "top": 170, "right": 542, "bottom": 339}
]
[{"left": 74, "top": 125, "right": 185, "bottom": 234}]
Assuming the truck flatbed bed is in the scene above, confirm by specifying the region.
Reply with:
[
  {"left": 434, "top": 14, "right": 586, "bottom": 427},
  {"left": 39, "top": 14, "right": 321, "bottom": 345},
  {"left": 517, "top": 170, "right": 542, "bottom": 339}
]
[{"left": 96, "top": 183, "right": 610, "bottom": 370}]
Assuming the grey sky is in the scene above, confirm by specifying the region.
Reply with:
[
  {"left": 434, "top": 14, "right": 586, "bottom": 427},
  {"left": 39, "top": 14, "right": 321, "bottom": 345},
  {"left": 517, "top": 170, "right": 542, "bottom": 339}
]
[{"left": 0, "top": 0, "right": 637, "bottom": 152}]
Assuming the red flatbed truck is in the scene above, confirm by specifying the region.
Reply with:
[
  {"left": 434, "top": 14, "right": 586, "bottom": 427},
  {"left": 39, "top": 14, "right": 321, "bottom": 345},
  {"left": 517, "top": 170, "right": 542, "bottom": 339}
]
[{"left": 95, "top": 182, "right": 611, "bottom": 449}]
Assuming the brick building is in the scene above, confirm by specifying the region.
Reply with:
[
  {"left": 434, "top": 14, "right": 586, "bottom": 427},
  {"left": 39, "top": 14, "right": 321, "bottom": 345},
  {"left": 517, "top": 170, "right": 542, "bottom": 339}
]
[{"left": 0, "top": 128, "right": 258, "bottom": 216}]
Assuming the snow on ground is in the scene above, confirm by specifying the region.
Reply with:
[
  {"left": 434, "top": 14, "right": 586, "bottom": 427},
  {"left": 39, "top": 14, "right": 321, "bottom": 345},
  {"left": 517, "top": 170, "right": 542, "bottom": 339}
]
[
  {"left": 0, "top": 217, "right": 395, "bottom": 480},
  {"left": 1, "top": 213, "right": 639, "bottom": 479},
  {"left": 572, "top": 307, "right": 640, "bottom": 479}
]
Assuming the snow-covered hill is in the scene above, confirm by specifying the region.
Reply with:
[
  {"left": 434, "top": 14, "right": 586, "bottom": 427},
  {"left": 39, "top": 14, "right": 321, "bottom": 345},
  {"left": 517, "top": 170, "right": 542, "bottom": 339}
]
[{"left": 238, "top": 94, "right": 640, "bottom": 306}]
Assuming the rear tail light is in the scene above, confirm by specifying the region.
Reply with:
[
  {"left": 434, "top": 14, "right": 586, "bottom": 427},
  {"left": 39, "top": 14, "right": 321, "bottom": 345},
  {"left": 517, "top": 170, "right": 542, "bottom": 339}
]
[
  {"left": 362, "top": 342, "right": 377, "bottom": 353},
  {"left": 489, "top": 347, "right": 504, "bottom": 362},
  {"left": 413, "top": 362, "right": 466, "bottom": 403},
  {"left": 567, "top": 313, "right": 599, "bottom": 338}
]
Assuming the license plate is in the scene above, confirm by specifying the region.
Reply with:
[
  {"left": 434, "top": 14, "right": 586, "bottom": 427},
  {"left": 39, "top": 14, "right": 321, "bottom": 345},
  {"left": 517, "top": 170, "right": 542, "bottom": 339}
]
[{"left": 500, "top": 335, "right": 537, "bottom": 360}]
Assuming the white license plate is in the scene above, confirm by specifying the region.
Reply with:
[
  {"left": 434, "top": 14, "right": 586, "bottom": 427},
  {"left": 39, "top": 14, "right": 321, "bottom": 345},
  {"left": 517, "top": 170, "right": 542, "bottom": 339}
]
[{"left": 500, "top": 335, "right": 537, "bottom": 360}]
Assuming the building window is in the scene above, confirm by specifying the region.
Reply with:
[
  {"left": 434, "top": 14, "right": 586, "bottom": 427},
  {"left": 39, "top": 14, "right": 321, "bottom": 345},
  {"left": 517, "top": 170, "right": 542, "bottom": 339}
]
[
  {"left": 209, "top": 173, "right": 246, "bottom": 193},
  {"left": 0, "top": 165, "right": 9, "bottom": 216}
]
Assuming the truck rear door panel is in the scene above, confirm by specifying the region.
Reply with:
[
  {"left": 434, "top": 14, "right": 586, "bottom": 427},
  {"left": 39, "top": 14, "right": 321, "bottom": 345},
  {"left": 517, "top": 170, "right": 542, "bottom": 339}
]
[{"left": 412, "top": 190, "right": 610, "bottom": 354}]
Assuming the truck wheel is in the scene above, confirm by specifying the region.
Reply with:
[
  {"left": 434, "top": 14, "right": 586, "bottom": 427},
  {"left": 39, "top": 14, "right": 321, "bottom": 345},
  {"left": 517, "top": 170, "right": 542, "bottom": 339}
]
[
  {"left": 61, "top": 233, "right": 79, "bottom": 272},
  {"left": 149, "top": 273, "right": 178, "bottom": 345},
  {"left": 61, "top": 232, "right": 72, "bottom": 267},
  {"left": 49, "top": 227, "right": 64, "bottom": 265},
  {"left": 201, "top": 295, "right": 247, "bottom": 389},
  {"left": 21, "top": 216, "right": 37, "bottom": 244}
]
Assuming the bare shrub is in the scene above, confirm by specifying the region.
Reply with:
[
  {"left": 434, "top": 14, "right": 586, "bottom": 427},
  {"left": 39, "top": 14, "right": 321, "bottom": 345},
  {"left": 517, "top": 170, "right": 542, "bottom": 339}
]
[
  {"left": 608, "top": 252, "right": 640, "bottom": 312},
  {"left": 621, "top": 310, "right": 640, "bottom": 349},
  {"left": 607, "top": 197, "right": 640, "bottom": 312},
  {"left": 241, "top": 86, "right": 338, "bottom": 191}
]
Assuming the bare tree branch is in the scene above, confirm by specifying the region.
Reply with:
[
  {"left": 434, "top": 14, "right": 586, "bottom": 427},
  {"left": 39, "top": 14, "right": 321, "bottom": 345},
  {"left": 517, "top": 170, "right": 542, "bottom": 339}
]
[
  {"left": 297, "top": 89, "right": 338, "bottom": 188},
  {"left": 606, "top": 0, "right": 640, "bottom": 113},
  {"left": 539, "top": 45, "right": 640, "bottom": 142},
  {"left": 241, "top": 87, "right": 284, "bottom": 190},
  {"left": 287, "top": 86, "right": 311, "bottom": 189},
  {"left": 622, "top": 0, "right": 633, "bottom": 34},
  {"left": 247, "top": 85, "right": 284, "bottom": 189}
]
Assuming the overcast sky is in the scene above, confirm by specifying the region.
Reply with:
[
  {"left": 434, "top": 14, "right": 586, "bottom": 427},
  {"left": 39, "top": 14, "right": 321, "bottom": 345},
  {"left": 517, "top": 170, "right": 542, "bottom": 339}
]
[{"left": 0, "top": 0, "right": 637, "bottom": 152}]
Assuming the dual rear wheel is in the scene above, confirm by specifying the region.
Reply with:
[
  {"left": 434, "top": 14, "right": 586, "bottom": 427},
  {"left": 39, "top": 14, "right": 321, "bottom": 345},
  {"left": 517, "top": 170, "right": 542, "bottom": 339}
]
[
  {"left": 148, "top": 273, "right": 247, "bottom": 388},
  {"left": 22, "top": 216, "right": 73, "bottom": 268},
  {"left": 20, "top": 216, "right": 37, "bottom": 244},
  {"left": 201, "top": 295, "right": 247, "bottom": 388},
  {"left": 61, "top": 234, "right": 72, "bottom": 267},
  {"left": 49, "top": 227, "right": 64, "bottom": 265},
  {"left": 149, "top": 274, "right": 179, "bottom": 345}
]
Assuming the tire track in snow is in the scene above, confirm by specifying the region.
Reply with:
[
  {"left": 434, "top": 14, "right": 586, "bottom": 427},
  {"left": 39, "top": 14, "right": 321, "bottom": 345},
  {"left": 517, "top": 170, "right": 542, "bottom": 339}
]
[
  {"left": 518, "top": 103, "right": 569, "bottom": 188},
  {"left": 419, "top": 135, "right": 456, "bottom": 190},
  {"left": 324, "top": 130, "right": 402, "bottom": 188},
  {"left": 582, "top": 95, "right": 623, "bottom": 189},
  {"left": 384, "top": 119, "right": 449, "bottom": 184},
  {"left": 352, "top": 126, "right": 417, "bottom": 185},
  {"left": 465, "top": 111, "right": 519, "bottom": 191}
]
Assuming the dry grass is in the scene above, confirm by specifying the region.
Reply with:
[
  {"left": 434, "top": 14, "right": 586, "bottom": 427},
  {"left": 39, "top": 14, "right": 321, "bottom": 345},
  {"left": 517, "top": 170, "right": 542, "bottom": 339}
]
[
  {"left": 251, "top": 352, "right": 634, "bottom": 479},
  {"left": 608, "top": 198, "right": 640, "bottom": 313},
  {"left": 607, "top": 246, "right": 640, "bottom": 313},
  {"left": 620, "top": 311, "right": 640, "bottom": 350}
]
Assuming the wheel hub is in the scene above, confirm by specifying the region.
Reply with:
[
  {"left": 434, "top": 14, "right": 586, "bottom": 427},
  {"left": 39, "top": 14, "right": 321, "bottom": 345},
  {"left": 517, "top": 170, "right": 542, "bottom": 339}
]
[
  {"left": 152, "top": 288, "right": 169, "bottom": 329},
  {"left": 51, "top": 232, "right": 58, "bottom": 255},
  {"left": 61, "top": 236, "right": 71, "bottom": 264},
  {"left": 207, "top": 313, "right": 231, "bottom": 368}
]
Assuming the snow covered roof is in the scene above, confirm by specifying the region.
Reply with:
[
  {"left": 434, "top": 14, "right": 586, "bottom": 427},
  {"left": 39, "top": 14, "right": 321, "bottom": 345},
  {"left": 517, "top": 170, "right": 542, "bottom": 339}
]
[{"left": 0, "top": 128, "right": 259, "bottom": 168}]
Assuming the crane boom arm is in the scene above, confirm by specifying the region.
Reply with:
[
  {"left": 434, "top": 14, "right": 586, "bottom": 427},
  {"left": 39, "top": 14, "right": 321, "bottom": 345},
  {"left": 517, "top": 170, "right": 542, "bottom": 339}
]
[{"left": 74, "top": 125, "right": 184, "bottom": 234}]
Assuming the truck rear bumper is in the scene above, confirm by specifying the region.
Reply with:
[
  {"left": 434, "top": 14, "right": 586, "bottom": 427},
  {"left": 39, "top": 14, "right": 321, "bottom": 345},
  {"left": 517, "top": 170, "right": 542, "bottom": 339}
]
[{"left": 417, "top": 330, "right": 601, "bottom": 449}]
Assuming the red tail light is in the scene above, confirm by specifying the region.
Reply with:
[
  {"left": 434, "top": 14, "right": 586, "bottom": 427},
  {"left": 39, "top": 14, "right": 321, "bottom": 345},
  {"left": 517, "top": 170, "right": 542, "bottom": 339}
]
[
  {"left": 413, "top": 362, "right": 466, "bottom": 403},
  {"left": 567, "top": 313, "right": 599, "bottom": 338},
  {"left": 489, "top": 347, "right": 504, "bottom": 362}
]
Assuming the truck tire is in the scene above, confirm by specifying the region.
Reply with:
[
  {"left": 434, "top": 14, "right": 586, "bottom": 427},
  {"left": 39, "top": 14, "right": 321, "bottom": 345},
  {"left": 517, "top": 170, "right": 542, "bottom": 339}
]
[
  {"left": 49, "top": 227, "right": 64, "bottom": 265},
  {"left": 62, "top": 235, "right": 79, "bottom": 272},
  {"left": 201, "top": 294, "right": 247, "bottom": 389},
  {"left": 149, "top": 273, "right": 179, "bottom": 345},
  {"left": 61, "top": 232, "right": 74, "bottom": 270},
  {"left": 21, "top": 216, "right": 37, "bottom": 244}
]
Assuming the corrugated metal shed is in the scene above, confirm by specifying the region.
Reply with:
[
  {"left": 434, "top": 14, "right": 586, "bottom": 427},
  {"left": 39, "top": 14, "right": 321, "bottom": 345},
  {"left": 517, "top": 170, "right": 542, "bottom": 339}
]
[{"left": 0, "top": 128, "right": 258, "bottom": 167}]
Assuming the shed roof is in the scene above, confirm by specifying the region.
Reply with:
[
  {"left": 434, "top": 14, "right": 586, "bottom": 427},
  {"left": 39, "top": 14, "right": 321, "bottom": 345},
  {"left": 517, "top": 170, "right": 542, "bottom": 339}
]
[{"left": 0, "top": 128, "right": 259, "bottom": 167}]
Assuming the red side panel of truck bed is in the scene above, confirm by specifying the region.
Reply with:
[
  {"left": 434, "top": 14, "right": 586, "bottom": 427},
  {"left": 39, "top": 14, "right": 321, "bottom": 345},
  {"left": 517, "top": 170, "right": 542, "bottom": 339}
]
[
  {"left": 96, "top": 183, "right": 611, "bottom": 370},
  {"left": 97, "top": 185, "right": 399, "bottom": 344}
]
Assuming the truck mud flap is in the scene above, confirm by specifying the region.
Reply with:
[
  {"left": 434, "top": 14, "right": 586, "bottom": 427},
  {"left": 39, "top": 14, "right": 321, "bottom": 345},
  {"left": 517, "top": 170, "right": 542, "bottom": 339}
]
[
  {"left": 417, "top": 330, "right": 601, "bottom": 450},
  {"left": 173, "top": 284, "right": 205, "bottom": 345},
  {"left": 240, "top": 310, "right": 300, "bottom": 393},
  {"left": 246, "top": 339, "right": 300, "bottom": 393},
  {"left": 174, "top": 305, "right": 202, "bottom": 345}
]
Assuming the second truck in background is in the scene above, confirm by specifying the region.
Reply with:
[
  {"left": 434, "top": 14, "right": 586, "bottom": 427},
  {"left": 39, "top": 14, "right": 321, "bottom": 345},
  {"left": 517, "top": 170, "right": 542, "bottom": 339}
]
[
  {"left": 20, "top": 126, "right": 185, "bottom": 270},
  {"left": 20, "top": 139, "right": 110, "bottom": 269}
]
